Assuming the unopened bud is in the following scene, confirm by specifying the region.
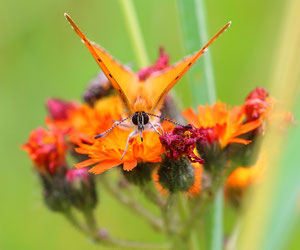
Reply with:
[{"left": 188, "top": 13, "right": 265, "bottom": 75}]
[
  {"left": 83, "top": 71, "right": 113, "bottom": 106},
  {"left": 41, "top": 174, "right": 71, "bottom": 212},
  {"left": 157, "top": 157, "right": 195, "bottom": 193},
  {"left": 196, "top": 128, "right": 225, "bottom": 172},
  {"left": 46, "top": 98, "right": 77, "bottom": 120},
  {"left": 121, "top": 162, "right": 157, "bottom": 186},
  {"left": 66, "top": 168, "right": 97, "bottom": 210}
]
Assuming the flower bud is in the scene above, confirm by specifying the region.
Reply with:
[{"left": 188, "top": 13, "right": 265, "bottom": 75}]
[
  {"left": 121, "top": 162, "right": 157, "bottom": 186},
  {"left": 41, "top": 174, "right": 71, "bottom": 212},
  {"left": 244, "top": 87, "right": 271, "bottom": 122},
  {"left": 83, "top": 71, "right": 113, "bottom": 106},
  {"left": 157, "top": 157, "right": 195, "bottom": 193},
  {"left": 65, "top": 168, "right": 97, "bottom": 210},
  {"left": 46, "top": 98, "right": 77, "bottom": 120},
  {"left": 226, "top": 135, "right": 262, "bottom": 167},
  {"left": 22, "top": 127, "right": 67, "bottom": 175},
  {"left": 196, "top": 128, "right": 226, "bottom": 172},
  {"left": 137, "top": 47, "right": 169, "bottom": 81}
]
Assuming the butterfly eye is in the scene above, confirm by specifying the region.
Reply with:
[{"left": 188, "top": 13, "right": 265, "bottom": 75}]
[
  {"left": 132, "top": 112, "right": 139, "bottom": 125},
  {"left": 142, "top": 113, "right": 149, "bottom": 125}
]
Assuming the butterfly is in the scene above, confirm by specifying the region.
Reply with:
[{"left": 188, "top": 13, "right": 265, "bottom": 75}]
[{"left": 64, "top": 13, "right": 231, "bottom": 159}]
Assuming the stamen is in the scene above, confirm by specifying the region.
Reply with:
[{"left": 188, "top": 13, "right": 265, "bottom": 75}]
[{"left": 94, "top": 114, "right": 134, "bottom": 139}]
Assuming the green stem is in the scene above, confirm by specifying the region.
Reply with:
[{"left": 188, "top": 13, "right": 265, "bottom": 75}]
[
  {"left": 83, "top": 209, "right": 99, "bottom": 240},
  {"left": 211, "top": 188, "right": 223, "bottom": 250},
  {"left": 101, "top": 175, "right": 164, "bottom": 231},
  {"left": 161, "top": 193, "right": 177, "bottom": 235},
  {"left": 143, "top": 183, "right": 166, "bottom": 207},
  {"left": 177, "top": 195, "right": 200, "bottom": 250},
  {"left": 180, "top": 192, "right": 213, "bottom": 239},
  {"left": 101, "top": 236, "right": 170, "bottom": 249},
  {"left": 64, "top": 210, "right": 87, "bottom": 234},
  {"left": 119, "top": 0, "right": 150, "bottom": 68}
]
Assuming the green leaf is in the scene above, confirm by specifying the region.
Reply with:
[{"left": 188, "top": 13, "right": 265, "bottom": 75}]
[
  {"left": 176, "top": 0, "right": 217, "bottom": 107},
  {"left": 176, "top": 1, "right": 223, "bottom": 250}
]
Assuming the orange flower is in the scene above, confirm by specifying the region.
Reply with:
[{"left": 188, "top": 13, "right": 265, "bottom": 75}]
[
  {"left": 225, "top": 155, "right": 266, "bottom": 205},
  {"left": 182, "top": 102, "right": 261, "bottom": 148},
  {"left": 226, "top": 154, "right": 266, "bottom": 189},
  {"left": 226, "top": 166, "right": 260, "bottom": 189},
  {"left": 153, "top": 163, "right": 202, "bottom": 196},
  {"left": 46, "top": 95, "right": 124, "bottom": 144},
  {"left": 75, "top": 123, "right": 172, "bottom": 174},
  {"left": 22, "top": 127, "right": 67, "bottom": 174}
]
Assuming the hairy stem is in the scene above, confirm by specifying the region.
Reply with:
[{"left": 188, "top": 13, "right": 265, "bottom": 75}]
[
  {"left": 161, "top": 193, "right": 177, "bottom": 235},
  {"left": 100, "top": 235, "right": 170, "bottom": 249},
  {"left": 101, "top": 175, "right": 164, "bottom": 231},
  {"left": 64, "top": 210, "right": 87, "bottom": 234},
  {"left": 143, "top": 183, "right": 166, "bottom": 207}
]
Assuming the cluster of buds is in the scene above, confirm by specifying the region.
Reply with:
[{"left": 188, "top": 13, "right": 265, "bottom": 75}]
[
  {"left": 22, "top": 99, "right": 97, "bottom": 214},
  {"left": 22, "top": 48, "right": 294, "bottom": 245}
]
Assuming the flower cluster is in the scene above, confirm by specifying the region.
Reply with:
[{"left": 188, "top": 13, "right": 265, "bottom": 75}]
[{"left": 22, "top": 47, "right": 294, "bottom": 246}]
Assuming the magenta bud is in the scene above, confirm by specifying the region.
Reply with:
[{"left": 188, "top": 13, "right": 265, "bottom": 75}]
[
  {"left": 65, "top": 168, "right": 98, "bottom": 210},
  {"left": 46, "top": 98, "right": 77, "bottom": 120}
]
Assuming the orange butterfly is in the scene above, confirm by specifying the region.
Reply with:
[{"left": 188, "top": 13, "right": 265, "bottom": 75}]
[{"left": 64, "top": 13, "right": 231, "bottom": 159}]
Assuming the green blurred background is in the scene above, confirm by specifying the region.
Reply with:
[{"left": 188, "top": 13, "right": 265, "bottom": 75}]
[{"left": 0, "top": 0, "right": 299, "bottom": 249}]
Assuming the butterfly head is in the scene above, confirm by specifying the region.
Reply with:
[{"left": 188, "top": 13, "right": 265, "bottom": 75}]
[{"left": 132, "top": 111, "right": 150, "bottom": 131}]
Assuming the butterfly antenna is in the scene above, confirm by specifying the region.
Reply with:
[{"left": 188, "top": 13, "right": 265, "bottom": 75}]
[
  {"left": 145, "top": 113, "right": 185, "bottom": 127},
  {"left": 94, "top": 114, "right": 134, "bottom": 139}
]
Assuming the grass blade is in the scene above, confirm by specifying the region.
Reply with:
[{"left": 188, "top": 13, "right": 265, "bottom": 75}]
[
  {"left": 176, "top": 0, "right": 217, "bottom": 106},
  {"left": 176, "top": 1, "right": 222, "bottom": 250},
  {"left": 238, "top": 0, "right": 300, "bottom": 248}
]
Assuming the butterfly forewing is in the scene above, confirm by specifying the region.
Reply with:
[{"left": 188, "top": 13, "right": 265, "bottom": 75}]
[
  {"left": 92, "top": 44, "right": 139, "bottom": 105},
  {"left": 65, "top": 13, "right": 231, "bottom": 117},
  {"left": 148, "top": 21, "right": 231, "bottom": 112},
  {"left": 64, "top": 13, "right": 137, "bottom": 113}
]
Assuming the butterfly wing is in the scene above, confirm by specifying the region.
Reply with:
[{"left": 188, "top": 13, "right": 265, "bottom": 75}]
[
  {"left": 147, "top": 21, "right": 231, "bottom": 112},
  {"left": 65, "top": 13, "right": 137, "bottom": 114}
]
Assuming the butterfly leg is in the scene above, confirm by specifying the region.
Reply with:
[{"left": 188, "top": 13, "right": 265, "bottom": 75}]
[
  {"left": 120, "top": 130, "right": 138, "bottom": 160},
  {"left": 154, "top": 123, "right": 164, "bottom": 134},
  {"left": 149, "top": 120, "right": 161, "bottom": 135}
]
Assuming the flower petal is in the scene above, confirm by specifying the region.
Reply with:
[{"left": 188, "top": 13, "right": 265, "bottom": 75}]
[
  {"left": 234, "top": 119, "right": 261, "bottom": 136},
  {"left": 182, "top": 108, "right": 199, "bottom": 126},
  {"left": 88, "top": 160, "right": 121, "bottom": 174},
  {"left": 123, "top": 160, "right": 137, "bottom": 171},
  {"left": 228, "top": 138, "right": 252, "bottom": 145},
  {"left": 74, "top": 158, "right": 99, "bottom": 168}
]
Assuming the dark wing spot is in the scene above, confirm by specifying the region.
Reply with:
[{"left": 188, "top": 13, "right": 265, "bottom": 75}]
[
  {"left": 175, "top": 76, "right": 179, "bottom": 80},
  {"left": 188, "top": 62, "right": 192, "bottom": 66},
  {"left": 97, "top": 58, "right": 102, "bottom": 62},
  {"left": 109, "top": 74, "right": 112, "bottom": 78}
]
